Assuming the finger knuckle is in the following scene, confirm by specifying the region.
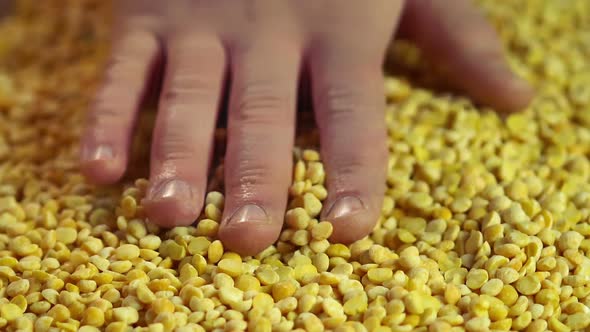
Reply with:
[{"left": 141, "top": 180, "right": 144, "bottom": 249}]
[
  {"left": 333, "top": 158, "right": 366, "bottom": 182},
  {"left": 328, "top": 138, "right": 387, "bottom": 180},
  {"left": 328, "top": 162, "right": 374, "bottom": 195},
  {"left": 156, "top": 131, "right": 199, "bottom": 163},
  {"left": 237, "top": 163, "right": 270, "bottom": 187},
  {"left": 233, "top": 81, "right": 290, "bottom": 125},
  {"left": 86, "top": 99, "right": 124, "bottom": 131},
  {"left": 161, "top": 73, "right": 220, "bottom": 105},
  {"left": 318, "top": 84, "right": 369, "bottom": 126},
  {"left": 226, "top": 160, "right": 280, "bottom": 199},
  {"left": 104, "top": 33, "right": 158, "bottom": 83}
]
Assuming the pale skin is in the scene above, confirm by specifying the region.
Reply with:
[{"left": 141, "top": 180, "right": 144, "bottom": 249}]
[{"left": 80, "top": 0, "right": 535, "bottom": 255}]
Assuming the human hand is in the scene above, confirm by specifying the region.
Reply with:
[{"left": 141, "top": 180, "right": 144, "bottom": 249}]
[{"left": 80, "top": 0, "right": 534, "bottom": 255}]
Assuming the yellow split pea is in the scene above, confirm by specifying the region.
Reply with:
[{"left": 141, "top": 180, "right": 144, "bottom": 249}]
[{"left": 0, "top": 0, "right": 588, "bottom": 331}]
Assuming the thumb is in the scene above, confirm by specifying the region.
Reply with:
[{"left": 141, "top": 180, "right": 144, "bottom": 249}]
[{"left": 397, "top": 0, "right": 534, "bottom": 113}]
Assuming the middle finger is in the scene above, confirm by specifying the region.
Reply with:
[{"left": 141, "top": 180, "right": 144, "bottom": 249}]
[{"left": 218, "top": 37, "right": 301, "bottom": 255}]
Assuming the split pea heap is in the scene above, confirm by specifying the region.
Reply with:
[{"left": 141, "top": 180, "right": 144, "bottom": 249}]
[{"left": 1, "top": 0, "right": 590, "bottom": 331}]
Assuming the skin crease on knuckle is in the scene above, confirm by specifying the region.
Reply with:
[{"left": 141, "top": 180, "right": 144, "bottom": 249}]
[
  {"left": 82, "top": 0, "right": 533, "bottom": 255},
  {"left": 156, "top": 124, "right": 201, "bottom": 164},
  {"left": 232, "top": 85, "right": 293, "bottom": 126},
  {"left": 228, "top": 88, "right": 293, "bottom": 187},
  {"left": 219, "top": 144, "right": 291, "bottom": 255},
  {"left": 225, "top": 123, "right": 290, "bottom": 202},
  {"left": 85, "top": 72, "right": 136, "bottom": 142},
  {"left": 153, "top": 74, "right": 220, "bottom": 164}
]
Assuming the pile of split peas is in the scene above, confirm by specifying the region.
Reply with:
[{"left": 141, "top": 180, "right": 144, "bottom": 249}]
[{"left": 0, "top": 0, "right": 589, "bottom": 331}]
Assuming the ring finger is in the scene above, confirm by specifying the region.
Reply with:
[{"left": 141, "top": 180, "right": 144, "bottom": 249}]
[{"left": 218, "top": 37, "right": 301, "bottom": 255}]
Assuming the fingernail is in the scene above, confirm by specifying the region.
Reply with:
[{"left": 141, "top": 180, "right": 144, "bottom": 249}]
[
  {"left": 148, "top": 179, "right": 195, "bottom": 201},
  {"left": 325, "top": 196, "right": 366, "bottom": 220},
  {"left": 82, "top": 144, "right": 113, "bottom": 161},
  {"left": 226, "top": 204, "right": 269, "bottom": 226}
]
